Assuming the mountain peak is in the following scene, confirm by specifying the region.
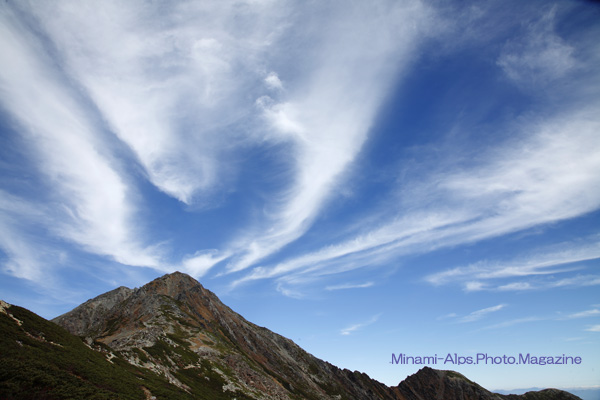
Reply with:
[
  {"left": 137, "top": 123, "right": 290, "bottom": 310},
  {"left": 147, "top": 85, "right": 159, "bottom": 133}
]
[
  {"left": 161, "top": 270, "right": 196, "bottom": 282},
  {"left": 143, "top": 271, "right": 202, "bottom": 297},
  {"left": 53, "top": 271, "right": 226, "bottom": 352},
  {"left": 393, "top": 366, "right": 491, "bottom": 400}
]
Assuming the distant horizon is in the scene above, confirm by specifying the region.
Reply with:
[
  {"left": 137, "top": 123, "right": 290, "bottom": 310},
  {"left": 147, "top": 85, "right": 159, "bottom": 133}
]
[{"left": 1, "top": 0, "right": 599, "bottom": 391}]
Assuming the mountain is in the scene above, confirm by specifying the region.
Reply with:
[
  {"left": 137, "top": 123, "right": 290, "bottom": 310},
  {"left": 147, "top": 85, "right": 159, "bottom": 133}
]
[
  {"left": 52, "top": 272, "right": 396, "bottom": 399},
  {"left": 1, "top": 272, "right": 582, "bottom": 400},
  {"left": 496, "top": 388, "right": 600, "bottom": 400},
  {"left": 392, "top": 367, "right": 581, "bottom": 400}
]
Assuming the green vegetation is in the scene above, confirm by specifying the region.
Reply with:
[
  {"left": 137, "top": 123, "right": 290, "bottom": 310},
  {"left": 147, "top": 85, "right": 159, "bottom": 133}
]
[
  {"left": 0, "top": 305, "right": 245, "bottom": 400},
  {"left": 142, "top": 337, "right": 255, "bottom": 400},
  {"left": 0, "top": 305, "right": 143, "bottom": 399}
]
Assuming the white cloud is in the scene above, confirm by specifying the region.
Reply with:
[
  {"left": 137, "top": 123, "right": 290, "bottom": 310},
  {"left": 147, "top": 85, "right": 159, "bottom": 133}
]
[
  {"left": 426, "top": 239, "right": 600, "bottom": 287},
  {"left": 233, "top": 211, "right": 468, "bottom": 286},
  {"left": 181, "top": 250, "right": 230, "bottom": 277},
  {"left": 19, "top": 0, "right": 288, "bottom": 205},
  {"left": 0, "top": 226, "right": 43, "bottom": 281},
  {"left": 496, "top": 282, "right": 533, "bottom": 291},
  {"left": 437, "top": 313, "right": 458, "bottom": 320},
  {"left": 497, "top": 7, "right": 575, "bottom": 86},
  {"left": 340, "top": 313, "right": 381, "bottom": 336},
  {"left": 551, "top": 275, "right": 600, "bottom": 288},
  {"left": 464, "top": 281, "right": 487, "bottom": 292},
  {"left": 326, "top": 282, "right": 374, "bottom": 291},
  {"left": 0, "top": 192, "right": 75, "bottom": 286},
  {"left": 2, "top": 0, "right": 599, "bottom": 299},
  {"left": 463, "top": 274, "right": 600, "bottom": 293},
  {"left": 483, "top": 316, "right": 545, "bottom": 330},
  {"left": 12, "top": 0, "right": 441, "bottom": 277},
  {"left": 223, "top": 0, "right": 438, "bottom": 272},
  {"left": 275, "top": 282, "right": 306, "bottom": 300},
  {"left": 236, "top": 105, "right": 600, "bottom": 287},
  {"left": 459, "top": 304, "right": 506, "bottom": 323},
  {"left": 565, "top": 309, "right": 600, "bottom": 319},
  {"left": 0, "top": 7, "right": 163, "bottom": 276},
  {"left": 585, "top": 324, "right": 600, "bottom": 333},
  {"left": 0, "top": 192, "right": 47, "bottom": 281},
  {"left": 264, "top": 72, "right": 283, "bottom": 91}
]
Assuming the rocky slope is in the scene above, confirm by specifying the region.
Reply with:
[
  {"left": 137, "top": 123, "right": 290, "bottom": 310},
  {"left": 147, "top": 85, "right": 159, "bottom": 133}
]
[
  {"left": 23, "top": 271, "right": 579, "bottom": 400},
  {"left": 52, "top": 272, "right": 395, "bottom": 399}
]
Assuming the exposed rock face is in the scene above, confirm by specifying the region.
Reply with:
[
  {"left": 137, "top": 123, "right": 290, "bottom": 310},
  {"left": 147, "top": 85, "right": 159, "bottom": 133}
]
[
  {"left": 51, "top": 272, "right": 582, "bottom": 400},
  {"left": 0, "top": 299, "right": 10, "bottom": 313},
  {"left": 53, "top": 285, "right": 133, "bottom": 337}
]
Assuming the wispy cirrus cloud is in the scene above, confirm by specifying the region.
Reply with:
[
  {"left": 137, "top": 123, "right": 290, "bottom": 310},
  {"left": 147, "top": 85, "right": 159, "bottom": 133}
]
[
  {"left": 585, "top": 325, "right": 600, "bottom": 332},
  {"left": 181, "top": 250, "right": 231, "bottom": 278},
  {"left": 340, "top": 313, "right": 382, "bottom": 336},
  {"left": 482, "top": 316, "right": 545, "bottom": 331},
  {"left": 463, "top": 275, "right": 600, "bottom": 293},
  {"left": 326, "top": 282, "right": 374, "bottom": 291},
  {"left": 497, "top": 6, "right": 575, "bottom": 86},
  {"left": 0, "top": 191, "right": 52, "bottom": 281},
  {"left": 0, "top": 6, "right": 164, "bottom": 278},
  {"left": 2, "top": 1, "right": 599, "bottom": 299},
  {"left": 233, "top": 211, "right": 467, "bottom": 286},
  {"left": 227, "top": 2, "right": 600, "bottom": 291},
  {"left": 11, "top": 0, "right": 440, "bottom": 279},
  {"left": 0, "top": 225, "right": 46, "bottom": 282},
  {"left": 222, "top": 1, "right": 439, "bottom": 273},
  {"left": 465, "top": 305, "right": 600, "bottom": 331},
  {"left": 458, "top": 304, "right": 507, "bottom": 323},
  {"left": 564, "top": 309, "right": 600, "bottom": 319},
  {"left": 236, "top": 105, "right": 600, "bottom": 288},
  {"left": 426, "top": 238, "right": 600, "bottom": 291},
  {"left": 18, "top": 0, "right": 286, "bottom": 205}
]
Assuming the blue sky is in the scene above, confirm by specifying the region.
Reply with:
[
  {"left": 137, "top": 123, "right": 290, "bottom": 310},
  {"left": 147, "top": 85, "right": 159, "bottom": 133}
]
[{"left": 1, "top": 0, "right": 599, "bottom": 391}]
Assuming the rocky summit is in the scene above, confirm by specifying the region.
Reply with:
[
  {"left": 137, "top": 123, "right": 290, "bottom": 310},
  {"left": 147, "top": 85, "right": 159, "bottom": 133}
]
[
  {"left": 1, "top": 272, "right": 582, "bottom": 400},
  {"left": 52, "top": 271, "right": 397, "bottom": 399}
]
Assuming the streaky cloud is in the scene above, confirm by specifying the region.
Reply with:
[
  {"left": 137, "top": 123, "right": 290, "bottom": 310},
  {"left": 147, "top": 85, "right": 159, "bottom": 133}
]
[
  {"left": 223, "top": 0, "right": 438, "bottom": 272},
  {"left": 482, "top": 316, "right": 545, "bottom": 331},
  {"left": 497, "top": 6, "right": 575, "bottom": 87},
  {"left": 340, "top": 313, "right": 382, "bottom": 336},
  {"left": 326, "top": 282, "right": 374, "bottom": 291},
  {"left": 20, "top": 0, "right": 288, "bottom": 205},
  {"left": 0, "top": 6, "right": 163, "bottom": 277},
  {"left": 459, "top": 304, "right": 506, "bottom": 323},
  {"left": 462, "top": 274, "right": 600, "bottom": 293},
  {"left": 565, "top": 309, "right": 600, "bottom": 319},
  {"left": 236, "top": 104, "right": 600, "bottom": 287},
  {"left": 585, "top": 324, "right": 600, "bottom": 332},
  {"left": 426, "top": 238, "right": 600, "bottom": 287}
]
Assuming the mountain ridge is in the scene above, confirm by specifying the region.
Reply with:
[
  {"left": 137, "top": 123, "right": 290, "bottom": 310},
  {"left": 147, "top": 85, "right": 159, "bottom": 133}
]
[
  {"left": 1, "top": 271, "right": 580, "bottom": 400},
  {"left": 53, "top": 271, "right": 399, "bottom": 399}
]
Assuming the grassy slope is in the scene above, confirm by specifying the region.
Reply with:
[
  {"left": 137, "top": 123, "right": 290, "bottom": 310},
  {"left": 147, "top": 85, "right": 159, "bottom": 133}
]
[
  {"left": 0, "top": 303, "right": 272, "bottom": 400},
  {"left": 0, "top": 304, "right": 191, "bottom": 400}
]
